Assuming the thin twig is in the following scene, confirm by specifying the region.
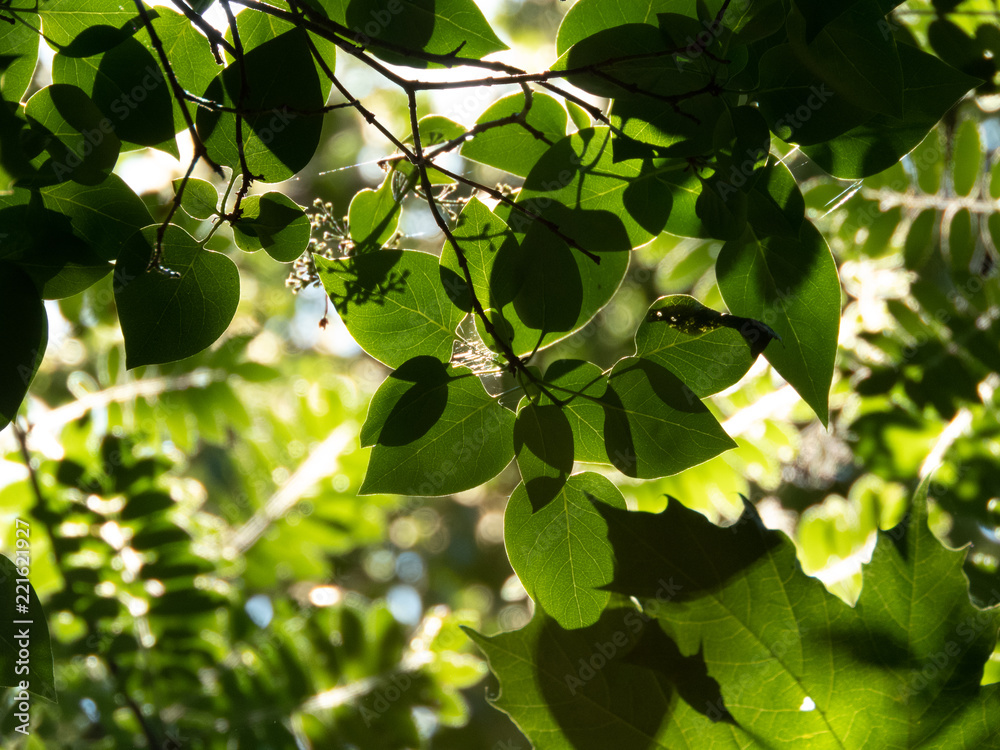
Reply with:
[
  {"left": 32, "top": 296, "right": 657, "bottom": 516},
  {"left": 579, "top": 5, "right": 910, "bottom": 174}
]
[
  {"left": 219, "top": 0, "right": 261, "bottom": 215},
  {"left": 168, "top": 0, "right": 235, "bottom": 61},
  {"left": 131, "top": 0, "right": 222, "bottom": 271}
]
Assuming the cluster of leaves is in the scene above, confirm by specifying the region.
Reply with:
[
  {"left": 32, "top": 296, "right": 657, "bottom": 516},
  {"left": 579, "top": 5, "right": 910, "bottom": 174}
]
[
  {"left": 476, "top": 481, "right": 1000, "bottom": 749},
  {"left": 3, "top": 0, "right": 1000, "bottom": 747},
  {"left": 0, "top": 402, "right": 495, "bottom": 748}
]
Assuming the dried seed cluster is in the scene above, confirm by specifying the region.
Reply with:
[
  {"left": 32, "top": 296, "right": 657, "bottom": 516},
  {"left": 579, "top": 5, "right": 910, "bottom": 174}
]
[{"left": 285, "top": 199, "right": 350, "bottom": 294}]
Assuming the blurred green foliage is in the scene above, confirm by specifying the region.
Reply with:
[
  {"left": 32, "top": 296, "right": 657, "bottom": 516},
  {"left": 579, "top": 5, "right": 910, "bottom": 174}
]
[{"left": 2, "top": 0, "right": 1000, "bottom": 747}]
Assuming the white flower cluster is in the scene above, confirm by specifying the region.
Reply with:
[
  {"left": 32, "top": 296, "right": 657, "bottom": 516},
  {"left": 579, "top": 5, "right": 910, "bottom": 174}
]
[{"left": 285, "top": 199, "right": 350, "bottom": 294}]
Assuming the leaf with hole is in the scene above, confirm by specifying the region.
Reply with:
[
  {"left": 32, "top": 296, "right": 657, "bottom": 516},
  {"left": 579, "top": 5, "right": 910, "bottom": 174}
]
[{"left": 636, "top": 295, "right": 775, "bottom": 397}]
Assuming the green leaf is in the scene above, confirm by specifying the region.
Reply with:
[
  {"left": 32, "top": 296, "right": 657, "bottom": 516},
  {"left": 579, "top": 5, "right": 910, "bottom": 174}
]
[
  {"left": 114, "top": 224, "right": 240, "bottom": 368},
  {"left": 755, "top": 43, "right": 872, "bottom": 146},
  {"left": 491, "top": 224, "right": 629, "bottom": 355},
  {"left": 636, "top": 295, "right": 776, "bottom": 397},
  {"left": 316, "top": 249, "right": 465, "bottom": 368},
  {"left": 553, "top": 23, "right": 712, "bottom": 103},
  {"left": 348, "top": 174, "right": 401, "bottom": 254},
  {"left": 346, "top": 0, "right": 508, "bottom": 68},
  {"left": 745, "top": 158, "right": 805, "bottom": 238},
  {"left": 512, "top": 127, "right": 673, "bottom": 253},
  {"left": 801, "top": 44, "right": 981, "bottom": 179},
  {"left": 40, "top": 173, "right": 154, "bottom": 261},
  {"left": 149, "top": 589, "right": 225, "bottom": 616},
  {"left": 951, "top": 118, "right": 982, "bottom": 197},
  {"left": 120, "top": 489, "right": 175, "bottom": 520},
  {"left": 359, "top": 356, "right": 515, "bottom": 495},
  {"left": 787, "top": 3, "right": 903, "bottom": 117},
  {"left": 227, "top": 2, "right": 337, "bottom": 100},
  {"left": 594, "top": 482, "right": 1000, "bottom": 748},
  {"left": 461, "top": 92, "right": 568, "bottom": 178},
  {"left": 0, "top": 552, "right": 56, "bottom": 702},
  {"left": 487, "top": 126, "right": 670, "bottom": 353},
  {"left": 0, "top": 187, "right": 112, "bottom": 298},
  {"left": 398, "top": 114, "right": 466, "bottom": 184},
  {"left": 24, "top": 84, "right": 121, "bottom": 185},
  {"left": 505, "top": 472, "right": 626, "bottom": 629},
  {"left": 38, "top": 0, "right": 139, "bottom": 49},
  {"left": 52, "top": 33, "right": 176, "bottom": 154},
  {"left": 197, "top": 29, "right": 325, "bottom": 183},
  {"left": 790, "top": 0, "right": 899, "bottom": 42},
  {"left": 0, "top": 101, "right": 35, "bottom": 190},
  {"left": 928, "top": 17, "right": 997, "bottom": 88},
  {"left": 600, "top": 357, "right": 736, "bottom": 478},
  {"left": 467, "top": 603, "right": 743, "bottom": 750},
  {"left": 232, "top": 192, "right": 310, "bottom": 261},
  {"left": 556, "top": 0, "right": 683, "bottom": 56},
  {"left": 947, "top": 208, "right": 975, "bottom": 279},
  {"left": 0, "top": 265, "right": 47, "bottom": 430},
  {"left": 695, "top": 177, "right": 747, "bottom": 241},
  {"left": 0, "top": 13, "right": 40, "bottom": 103},
  {"left": 718, "top": 221, "right": 840, "bottom": 425},
  {"left": 439, "top": 196, "right": 516, "bottom": 314},
  {"left": 711, "top": 104, "right": 770, "bottom": 191},
  {"left": 135, "top": 7, "right": 220, "bottom": 144},
  {"left": 513, "top": 401, "right": 574, "bottom": 507},
  {"left": 660, "top": 168, "right": 711, "bottom": 239},
  {"left": 610, "top": 91, "right": 727, "bottom": 158},
  {"left": 541, "top": 359, "right": 608, "bottom": 465},
  {"left": 175, "top": 178, "right": 219, "bottom": 220},
  {"left": 720, "top": 0, "right": 786, "bottom": 44}
]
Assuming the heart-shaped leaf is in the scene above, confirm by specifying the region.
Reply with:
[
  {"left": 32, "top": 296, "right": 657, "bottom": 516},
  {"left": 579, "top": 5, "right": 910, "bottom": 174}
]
[{"left": 114, "top": 225, "right": 239, "bottom": 368}]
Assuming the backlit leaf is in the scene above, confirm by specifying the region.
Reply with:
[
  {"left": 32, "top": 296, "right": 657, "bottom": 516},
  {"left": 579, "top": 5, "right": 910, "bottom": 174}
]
[
  {"left": 359, "top": 356, "right": 515, "bottom": 495},
  {"left": 316, "top": 250, "right": 465, "bottom": 369},
  {"left": 505, "top": 472, "right": 626, "bottom": 629},
  {"left": 718, "top": 221, "right": 840, "bottom": 425},
  {"left": 114, "top": 225, "right": 239, "bottom": 368}
]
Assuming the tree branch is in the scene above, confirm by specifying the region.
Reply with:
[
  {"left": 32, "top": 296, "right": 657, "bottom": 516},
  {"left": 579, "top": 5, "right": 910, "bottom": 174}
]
[{"left": 131, "top": 0, "right": 223, "bottom": 271}]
